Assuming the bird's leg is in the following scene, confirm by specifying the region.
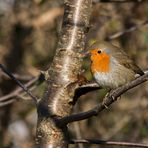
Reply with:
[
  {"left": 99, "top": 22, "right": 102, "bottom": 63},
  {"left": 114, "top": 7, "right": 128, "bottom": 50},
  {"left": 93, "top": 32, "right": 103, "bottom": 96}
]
[
  {"left": 102, "top": 101, "right": 108, "bottom": 109},
  {"left": 102, "top": 89, "right": 117, "bottom": 108},
  {"left": 108, "top": 90, "right": 123, "bottom": 101},
  {"left": 110, "top": 89, "right": 116, "bottom": 100},
  {"left": 102, "top": 95, "right": 109, "bottom": 108},
  {"left": 102, "top": 89, "right": 111, "bottom": 108},
  {"left": 110, "top": 89, "right": 122, "bottom": 101}
]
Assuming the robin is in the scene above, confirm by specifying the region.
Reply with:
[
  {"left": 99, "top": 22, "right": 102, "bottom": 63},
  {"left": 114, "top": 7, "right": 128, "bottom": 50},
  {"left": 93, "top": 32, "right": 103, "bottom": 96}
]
[{"left": 88, "top": 41, "right": 144, "bottom": 89}]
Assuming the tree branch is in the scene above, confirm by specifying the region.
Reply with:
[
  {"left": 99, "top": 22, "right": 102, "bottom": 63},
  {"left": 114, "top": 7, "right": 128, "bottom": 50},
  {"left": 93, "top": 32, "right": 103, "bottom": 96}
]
[
  {"left": 36, "top": 0, "right": 92, "bottom": 147},
  {"left": 0, "top": 72, "right": 33, "bottom": 81},
  {"left": 59, "top": 72, "right": 148, "bottom": 124},
  {"left": 93, "top": 0, "right": 144, "bottom": 3},
  {"left": 70, "top": 139, "right": 148, "bottom": 147},
  {"left": 74, "top": 81, "right": 101, "bottom": 101},
  {"left": 0, "top": 64, "right": 45, "bottom": 105},
  {"left": 0, "top": 99, "right": 17, "bottom": 107},
  {"left": 0, "top": 76, "right": 38, "bottom": 102},
  {"left": 106, "top": 20, "right": 148, "bottom": 41}
]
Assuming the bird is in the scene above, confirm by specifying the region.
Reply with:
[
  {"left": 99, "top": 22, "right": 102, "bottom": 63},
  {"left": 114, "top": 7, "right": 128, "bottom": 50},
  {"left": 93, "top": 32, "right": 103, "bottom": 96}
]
[{"left": 88, "top": 41, "right": 144, "bottom": 89}]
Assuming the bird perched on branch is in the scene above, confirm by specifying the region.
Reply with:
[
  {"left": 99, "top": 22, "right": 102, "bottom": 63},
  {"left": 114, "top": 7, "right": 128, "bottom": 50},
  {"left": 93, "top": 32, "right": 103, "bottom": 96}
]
[{"left": 88, "top": 41, "right": 144, "bottom": 89}]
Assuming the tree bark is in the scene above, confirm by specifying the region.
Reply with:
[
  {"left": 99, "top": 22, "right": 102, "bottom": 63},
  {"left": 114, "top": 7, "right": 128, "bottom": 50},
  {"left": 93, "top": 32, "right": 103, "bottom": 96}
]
[{"left": 36, "top": 0, "right": 92, "bottom": 147}]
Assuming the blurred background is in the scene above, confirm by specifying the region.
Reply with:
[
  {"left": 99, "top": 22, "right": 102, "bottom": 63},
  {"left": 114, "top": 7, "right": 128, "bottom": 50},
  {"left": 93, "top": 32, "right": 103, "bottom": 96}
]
[{"left": 0, "top": 0, "right": 147, "bottom": 148}]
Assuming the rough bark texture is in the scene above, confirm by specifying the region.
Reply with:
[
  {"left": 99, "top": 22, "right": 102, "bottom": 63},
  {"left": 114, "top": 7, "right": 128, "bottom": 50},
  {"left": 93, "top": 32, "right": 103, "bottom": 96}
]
[{"left": 36, "top": 0, "right": 92, "bottom": 147}]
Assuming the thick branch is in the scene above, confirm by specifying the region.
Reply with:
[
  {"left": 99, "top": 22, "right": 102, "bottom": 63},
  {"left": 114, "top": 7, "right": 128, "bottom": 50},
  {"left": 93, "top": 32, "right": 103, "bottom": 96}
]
[
  {"left": 59, "top": 72, "right": 148, "bottom": 124},
  {"left": 36, "top": 0, "right": 92, "bottom": 147}
]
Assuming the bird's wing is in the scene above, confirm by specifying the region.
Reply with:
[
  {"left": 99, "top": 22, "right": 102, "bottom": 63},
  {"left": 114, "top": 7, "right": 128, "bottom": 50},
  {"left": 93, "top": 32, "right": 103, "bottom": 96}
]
[{"left": 113, "top": 49, "right": 144, "bottom": 76}]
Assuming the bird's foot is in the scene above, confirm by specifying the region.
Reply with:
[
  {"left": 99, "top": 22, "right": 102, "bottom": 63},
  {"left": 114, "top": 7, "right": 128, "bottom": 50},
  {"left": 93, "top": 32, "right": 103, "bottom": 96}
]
[
  {"left": 102, "top": 96, "right": 108, "bottom": 108},
  {"left": 111, "top": 95, "right": 115, "bottom": 100},
  {"left": 103, "top": 102, "right": 108, "bottom": 109},
  {"left": 108, "top": 89, "right": 116, "bottom": 100},
  {"left": 105, "top": 90, "right": 115, "bottom": 100}
]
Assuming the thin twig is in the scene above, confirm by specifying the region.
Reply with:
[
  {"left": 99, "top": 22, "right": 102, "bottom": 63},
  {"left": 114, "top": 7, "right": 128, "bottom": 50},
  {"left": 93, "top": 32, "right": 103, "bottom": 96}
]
[
  {"left": 74, "top": 122, "right": 84, "bottom": 148},
  {"left": 70, "top": 139, "right": 148, "bottom": 147},
  {"left": 0, "top": 64, "right": 38, "bottom": 105},
  {"left": 93, "top": 0, "right": 144, "bottom": 3},
  {"left": 0, "top": 77, "right": 38, "bottom": 102},
  {"left": 106, "top": 20, "right": 148, "bottom": 40},
  {"left": 0, "top": 90, "right": 37, "bottom": 107},
  {"left": 0, "top": 99, "right": 17, "bottom": 107},
  {"left": 0, "top": 71, "right": 33, "bottom": 81},
  {"left": 59, "top": 72, "right": 148, "bottom": 124}
]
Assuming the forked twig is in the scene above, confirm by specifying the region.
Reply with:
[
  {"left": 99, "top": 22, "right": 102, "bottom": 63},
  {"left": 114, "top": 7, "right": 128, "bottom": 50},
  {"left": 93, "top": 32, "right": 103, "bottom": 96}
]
[{"left": 0, "top": 64, "right": 38, "bottom": 105}]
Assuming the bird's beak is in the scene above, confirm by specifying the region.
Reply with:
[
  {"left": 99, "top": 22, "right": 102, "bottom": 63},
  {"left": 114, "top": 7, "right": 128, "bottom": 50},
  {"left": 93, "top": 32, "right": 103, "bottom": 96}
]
[
  {"left": 83, "top": 49, "right": 97, "bottom": 57},
  {"left": 83, "top": 50, "right": 90, "bottom": 57}
]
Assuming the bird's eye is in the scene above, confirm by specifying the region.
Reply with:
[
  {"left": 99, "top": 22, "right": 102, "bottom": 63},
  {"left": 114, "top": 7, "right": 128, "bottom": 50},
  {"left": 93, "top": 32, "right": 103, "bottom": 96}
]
[{"left": 97, "top": 50, "right": 101, "bottom": 54}]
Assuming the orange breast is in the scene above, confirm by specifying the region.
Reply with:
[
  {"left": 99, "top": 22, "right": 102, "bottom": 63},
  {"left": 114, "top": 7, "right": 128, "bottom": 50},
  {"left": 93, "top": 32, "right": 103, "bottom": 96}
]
[{"left": 90, "top": 51, "right": 110, "bottom": 73}]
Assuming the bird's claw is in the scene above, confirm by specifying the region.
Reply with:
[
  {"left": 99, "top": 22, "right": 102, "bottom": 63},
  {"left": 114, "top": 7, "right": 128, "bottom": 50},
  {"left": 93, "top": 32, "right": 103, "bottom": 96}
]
[
  {"left": 103, "top": 103, "right": 108, "bottom": 109},
  {"left": 111, "top": 95, "right": 115, "bottom": 100},
  {"left": 102, "top": 97, "right": 108, "bottom": 108}
]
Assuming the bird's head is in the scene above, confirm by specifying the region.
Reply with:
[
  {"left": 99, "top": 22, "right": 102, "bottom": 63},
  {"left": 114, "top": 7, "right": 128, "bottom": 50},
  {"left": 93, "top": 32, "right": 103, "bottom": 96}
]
[{"left": 88, "top": 41, "right": 118, "bottom": 73}]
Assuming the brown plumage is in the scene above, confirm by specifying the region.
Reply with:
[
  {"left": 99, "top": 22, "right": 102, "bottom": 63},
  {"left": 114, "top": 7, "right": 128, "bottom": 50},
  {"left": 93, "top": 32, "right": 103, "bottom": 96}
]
[{"left": 89, "top": 41, "right": 144, "bottom": 89}]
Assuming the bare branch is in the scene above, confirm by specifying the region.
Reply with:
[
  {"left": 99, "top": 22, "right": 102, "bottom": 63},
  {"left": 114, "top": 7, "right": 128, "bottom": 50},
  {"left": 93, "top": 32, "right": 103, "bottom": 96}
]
[
  {"left": 32, "top": 7, "right": 63, "bottom": 28},
  {"left": 0, "top": 64, "right": 45, "bottom": 105},
  {"left": 106, "top": 20, "right": 148, "bottom": 41},
  {"left": 13, "top": 7, "right": 63, "bottom": 28},
  {"left": 0, "top": 88, "right": 37, "bottom": 107},
  {"left": 93, "top": 0, "right": 144, "bottom": 3},
  {"left": 0, "top": 99, "right": 17, "bottom": 107},
  {"left": 0, "top": 72, "right": 46, "bottom": 107},
  {"left": 0, "top": 72, "right": 33, "bottom": 81},
  {"left": 70, "top": 139, "right": 148, "bottom": 147},
  {"left": 36, "top": 0, "right": 92, "bottom": 147},
  {"left": 74, "top": 81, "right": 101, "bottom": 100},
  {"left": 0, "top": 64, "right": 38, "bottom": 105},
  {"left": 59, "top": 72, "right": 148, "bottom": 124},
  {"left": 73, "top": 123, "right": 84, "bottom": 148},
  {"left": 0, "top": 76, "right": 38, "bottom": 102}
]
